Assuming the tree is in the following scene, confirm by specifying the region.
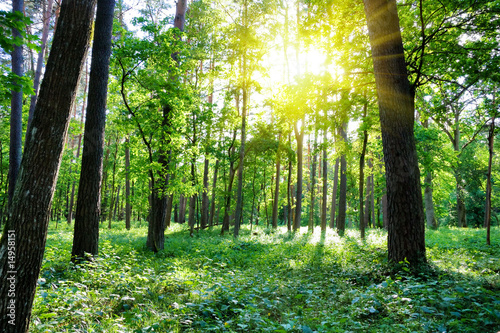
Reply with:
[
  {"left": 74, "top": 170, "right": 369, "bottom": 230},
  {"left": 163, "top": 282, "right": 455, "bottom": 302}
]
[
  {"left": 363, "top": 0, "right": 426, "bottom": 265},
  {"left": 8, "top": 0, "right": 24, "bottom": 207},
  {"left": 0, "top": 0, "right": 96, "bottom": 329},
  {"left": 71, "top": 0, "right": 116, "bottom": 261},
  {"left": 27, "top": 0, "right": 54, "bottom": 130}
]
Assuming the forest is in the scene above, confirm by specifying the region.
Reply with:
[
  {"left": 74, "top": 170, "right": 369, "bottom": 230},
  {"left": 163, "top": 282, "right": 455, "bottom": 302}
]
[{"left": 0, "top": 0, "right": 499, "bottom": 331}]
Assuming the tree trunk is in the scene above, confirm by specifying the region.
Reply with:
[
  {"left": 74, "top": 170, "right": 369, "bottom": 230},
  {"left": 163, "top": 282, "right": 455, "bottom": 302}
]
[
  {"left": 8, "top": 0, "right": 24, "bottom": 207},
  {"left": 233, "top": 76, "right": 247, "bottom": 238},
  {"left": 113, "top": 185, "right": 121, "bottom": 220},
  {"left": 424, "top": 171, "right": 438, "bottom": 229},
  {"left": 293, "top": 120, "right": 304, "bottom": 231},
  {"left": 272, "top": 133, "right": 281, "bottom": 229},
  {"left": 27, "top": 0, "right": 54, "bottom": 130},
  {"left": 321, "top": 127, "right": 328, "bottom": 232},
  {"left": 208, "top": 159, "right": 219, "bottom": 227},
  {"left": 336, "top": 153, "right": 347, "bottom": 236},
  {"left": 336, "top": 125, "right": 348, "bottom": 236},
  {"left": 201, "top": 157, "right": 210, "bottom": 229},
  {"left": 308, "top": 131, "right": 317, "bottom": 232},
  {"left": 107, "top": 136, "right": 119, "bottom": 228},
  {"left": 125, "top": 137, "right": 131, "bottom": 229},
  {"left": 67, "top": 70, "right": 88, "bottom": 225},
  {"left": 188, "top": 159, "right": 197, "bottom": 236},
  {"left": 484, "top": 114, "right": 495, "bottom": 245},
  {"left": 330, "top": 157, "right": 339, "bottom": 229},
  {"left": 359, "top": 102, "right": 368, "bottom": 239},
  {"left": 0, "top": 0, "right": 96, "bottom": 329},
  {"left": 287, "top": 155, "right": 293, "bottom": 232},
  {"left": 363, "top": 0, "right": 426, "bottom": 265}
]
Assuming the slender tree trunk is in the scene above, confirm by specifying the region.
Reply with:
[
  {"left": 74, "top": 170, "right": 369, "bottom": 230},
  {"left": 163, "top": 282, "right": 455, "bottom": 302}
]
[
  {"left": 27, "top": 0, "right": 54, "bottom": 130},
  {"left": 250, "top": 158, "right": 257, "bottom": 227},
  {"left": 294, "top": 120, "right": 304, "bottom": 231},
  {"left": 8, "top": 0, "right": 24, "bottom": 208},
  {"left": 272, "top": 133, "right": 282, "bottom": 229},
  {"left": 68, "top": 62, "right": 88, "bottom": 225},
  {"left": 107, "top": 136, "right": 119, "bottom": 228},
  {"left": 0, "top": 0, "right": 96, "bottom": 329},
  {"left": 359, "top": 107, "right": 368, "bottom": 239},
  {"left": 165, "top": 194, "right": 173, "bottom": 228},
  {"left": 234, "top": 79, "right": 247, "bottom": 237},
  {"left": 125, "top": 137, "right": 131, "bottom": 229},
  {"left": 484, "top": 114, "right": 495, "bottom": 245},
  {"left": 188, "top": 159, "right": 197, "bottom": 236},
  {"left": 201, "top": 157, "right": 210, "bottom": 229},
  {"left": 308, "top": 131, "right": 317, "bottom": 232},
  {"left": 287, "top": 155, "right": 293, "bottom": 232},
  {"left": 113, "top": 185, "right": 121, "bottom": 220},
  {"left": 424, "top": 171, "right": 438, "bottom": 229},
  {"left": 330, "top": 157, "right": 339, "bottom": 229},
  {"left": 321, "top": 127, "right": 328, "bottom": 232},
  {"left": 208, "top": 160, "right": 219, "bottom": 227},
  {"left": 363, "top": 0, "right": 426, "bottom": 265},
  {"left": 336, "top": 126, "right": 348, "bottom": 236}
]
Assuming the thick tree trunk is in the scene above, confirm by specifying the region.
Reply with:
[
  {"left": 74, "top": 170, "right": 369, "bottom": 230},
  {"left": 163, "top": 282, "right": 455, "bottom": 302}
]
[
  {"left": 363, "top": 0, "right": 426, "bottom": 265},
  {"left": 272, "top": 133, "right": 281, "bottom": 229},
  {"left": 0, "top": 0, "right": 96, "bottom": 330}
]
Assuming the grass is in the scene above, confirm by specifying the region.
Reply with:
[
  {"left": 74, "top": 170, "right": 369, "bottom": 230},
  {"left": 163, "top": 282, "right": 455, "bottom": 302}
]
[{"left": 30, "top": 222, "right": 500, "bottom": 332}]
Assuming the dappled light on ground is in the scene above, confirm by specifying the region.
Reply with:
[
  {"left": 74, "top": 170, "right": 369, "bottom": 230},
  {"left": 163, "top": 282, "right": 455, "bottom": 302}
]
[{"left": 31, "top": 222, "right": 499, "bottom": 332}]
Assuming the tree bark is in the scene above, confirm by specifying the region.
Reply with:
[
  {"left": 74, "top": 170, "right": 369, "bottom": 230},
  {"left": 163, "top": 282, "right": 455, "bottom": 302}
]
[
  {"left": 8, "top": 0, "right": 24, "bottom": 207},
  {"left": 0, "top": 0, "right": 96, "bottom": 329},
  {"left": 201, "top": 157, "right": 210, "bottom": 229},
  {"left": 484, "top": 114, "right": 495, "bottom": 245},
  {"left": 308, "top": 131, "right": 317, "bottom": 232},
  {"left": 424, "top": 171, "right": 438, "bottom": 229},
  {"left": 359, "top": 102, "right": 368, "bottom": 239},
  {"left": 272, "top": 133, "right": 282, "bottom": 229},
  {"left": 363, "top": 0, "right": 426, "bottom": 265},
  {"left": 330, "top": 157, "right": 339, "bottom": 229},
  {"left": 233, "top": 64, "right": 248, "bottom": 237},
  {"left": 336, "top": 125, "right": 348, "bottom": 236},
  {"left": 208, "top": 159, "right": 219, "bottom": 227},
  {"left": 321, "top": 127, "right": 328, "bottom": 232},
  {"left": 72, "top": 0, "right": 114, "bottom": 260},
  {"left": 293, "top": 120, "right": 304, "bottom": 231},
  {"left": 125, "top": 137, "right": 131, "bottom": 229},
  {"left": 27, "top": 0, "right": 54, "bottom": 130}
]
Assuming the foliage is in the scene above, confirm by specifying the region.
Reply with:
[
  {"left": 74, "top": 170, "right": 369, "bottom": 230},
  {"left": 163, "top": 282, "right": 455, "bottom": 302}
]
[{"left": 31, "top": 222, "right": 500, "bottom": 332}]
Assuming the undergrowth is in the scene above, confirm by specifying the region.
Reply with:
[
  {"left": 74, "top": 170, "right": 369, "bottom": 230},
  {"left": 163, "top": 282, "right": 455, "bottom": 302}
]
[{"left": 30, "top": 222, "right": 500, "bottom": 332}]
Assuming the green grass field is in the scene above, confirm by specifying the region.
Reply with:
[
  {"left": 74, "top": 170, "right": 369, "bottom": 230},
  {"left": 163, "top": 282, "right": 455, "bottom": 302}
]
[{"left": 30, "top": 222, "right": 500, "bottom": 332}]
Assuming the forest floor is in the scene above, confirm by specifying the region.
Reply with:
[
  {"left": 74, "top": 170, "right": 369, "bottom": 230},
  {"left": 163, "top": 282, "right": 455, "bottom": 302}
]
[{"left": 31, "top": 222, "right": 499, "bottom": 332}]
